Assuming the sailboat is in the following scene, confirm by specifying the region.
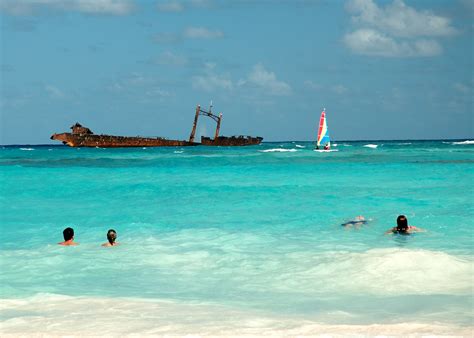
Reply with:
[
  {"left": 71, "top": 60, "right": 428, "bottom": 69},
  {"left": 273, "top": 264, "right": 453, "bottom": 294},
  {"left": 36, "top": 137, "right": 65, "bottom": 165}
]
[{"left": 314, "top": 108, "right": 337, "bottom": 152}]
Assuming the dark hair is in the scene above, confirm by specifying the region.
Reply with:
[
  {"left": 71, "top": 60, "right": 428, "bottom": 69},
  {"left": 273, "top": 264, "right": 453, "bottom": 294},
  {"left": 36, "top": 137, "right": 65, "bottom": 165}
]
[
  {"left": 396, "top": 215, "right": 408, "bottom": 231},
  {"left": 63, "top": 227, "right": 74, "bottom": 241},
  {"left": 107, "top": 229, "right": 117, "bottom": 245}
]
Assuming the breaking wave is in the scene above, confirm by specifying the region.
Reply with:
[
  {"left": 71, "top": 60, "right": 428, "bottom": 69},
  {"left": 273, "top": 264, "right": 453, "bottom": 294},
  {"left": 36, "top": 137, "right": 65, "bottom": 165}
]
[
  {"left": 452, "top": 140, "right": 474, "bottom": 145},
  {"left": 260, "top": 148, "right": 298, "bottom": 153},
  {"left": 364, "top": 144, "right": 378, "bottom": 149}
]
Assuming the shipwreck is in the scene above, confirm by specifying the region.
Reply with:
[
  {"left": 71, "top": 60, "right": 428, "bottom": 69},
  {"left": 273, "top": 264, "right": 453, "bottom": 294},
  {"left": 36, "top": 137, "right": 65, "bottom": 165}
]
[
  {"left": 50, "top": 104, "right": 263, "bottom": 147},
  {"left": 189, "top": 104, "right": 263, "bottom": 146},
  {"left": 51, "top": 123, "right": 194, "bottom": 147}
]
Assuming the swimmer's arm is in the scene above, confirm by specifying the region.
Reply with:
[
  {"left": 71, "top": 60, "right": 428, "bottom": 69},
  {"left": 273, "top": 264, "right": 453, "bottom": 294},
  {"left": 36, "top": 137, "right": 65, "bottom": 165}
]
[{"left": 384, "top": 227, "right": 396, "bottom": 235}]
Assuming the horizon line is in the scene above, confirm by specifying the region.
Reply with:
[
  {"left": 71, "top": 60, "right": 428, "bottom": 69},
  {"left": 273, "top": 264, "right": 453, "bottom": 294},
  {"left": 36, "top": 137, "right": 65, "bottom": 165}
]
[{"left": 1, "top": 137, "right": 473, "bottom": 147}]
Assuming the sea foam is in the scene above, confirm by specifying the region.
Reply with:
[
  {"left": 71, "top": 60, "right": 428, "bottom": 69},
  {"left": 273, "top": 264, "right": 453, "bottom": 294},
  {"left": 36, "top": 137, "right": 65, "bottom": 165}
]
[{"left": 452, "top": 140, "right": 474, "bottom": 145}]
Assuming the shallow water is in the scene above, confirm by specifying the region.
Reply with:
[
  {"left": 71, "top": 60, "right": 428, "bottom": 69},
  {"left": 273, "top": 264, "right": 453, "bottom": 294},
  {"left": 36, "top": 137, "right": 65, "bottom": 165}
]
[{"left": 0, "top": 140, "right": 473, "bottom": 335}]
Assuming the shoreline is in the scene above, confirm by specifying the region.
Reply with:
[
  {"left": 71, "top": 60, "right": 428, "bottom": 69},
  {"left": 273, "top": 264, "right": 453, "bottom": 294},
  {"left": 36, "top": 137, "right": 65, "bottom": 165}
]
[{"left": 1, "top": 294, "right": 471, "bottom": 336}]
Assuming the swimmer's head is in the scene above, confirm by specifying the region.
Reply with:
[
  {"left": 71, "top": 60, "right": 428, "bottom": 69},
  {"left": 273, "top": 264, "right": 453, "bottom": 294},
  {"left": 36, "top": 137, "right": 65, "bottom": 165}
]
[
  {"left": 396, "top": 215, "right": 408, "bottom": 232},
  {"left": 63, "top": 227, "right": 74, "bottom": 241},
  {"left": 107, "top": 229, "right": 117, "bottom": 244}
]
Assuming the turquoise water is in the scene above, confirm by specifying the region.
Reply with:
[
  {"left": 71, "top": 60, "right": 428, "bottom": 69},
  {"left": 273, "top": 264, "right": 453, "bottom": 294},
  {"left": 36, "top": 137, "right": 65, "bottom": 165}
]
[{"left": 0, "top": 141, "right": 473, "bottom": 334}]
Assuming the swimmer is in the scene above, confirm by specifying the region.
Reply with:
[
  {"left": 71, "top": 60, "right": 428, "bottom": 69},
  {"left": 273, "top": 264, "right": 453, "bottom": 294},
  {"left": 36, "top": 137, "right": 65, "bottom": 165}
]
[
  {"left": 385, "top": 215, "right": 423, "bottom": 234},
  {"left": 341, "top": 215, "right": 368, "bottom": 228},
  {"left": 58, "top": 227, "right": 78, "bottom": 246},
  {"left": 102, "top": 229, "right": 119, "bottom": 247}
]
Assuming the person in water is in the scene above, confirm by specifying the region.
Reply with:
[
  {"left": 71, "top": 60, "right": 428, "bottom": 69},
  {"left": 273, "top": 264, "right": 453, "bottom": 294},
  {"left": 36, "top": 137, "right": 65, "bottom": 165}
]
[
  {"left": 58, "top": 227, "right": 78, "bottom": 246},
  {"left": 341, "top": 216, "right": 368, "bottom": 228},
  {"left": 102, "top": 229, "right": 119, "bottom": 247},
  {"left": 386, "top": 215, "right": 423, "bottom": 234}
]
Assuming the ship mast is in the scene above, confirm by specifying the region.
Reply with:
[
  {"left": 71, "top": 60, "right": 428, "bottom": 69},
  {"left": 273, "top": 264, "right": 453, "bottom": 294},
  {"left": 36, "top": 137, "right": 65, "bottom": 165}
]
[
  {"left": 189, "top": 104, "right": 201, "bottom": 143},
  {"left": 189, "top": 102, "right": 223, "bottom": 143}
]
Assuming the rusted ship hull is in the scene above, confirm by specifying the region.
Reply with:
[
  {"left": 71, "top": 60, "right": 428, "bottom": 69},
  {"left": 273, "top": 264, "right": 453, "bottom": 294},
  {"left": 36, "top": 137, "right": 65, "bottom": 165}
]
[
  {"left": 52, "top": 102, "right": 265, "bottom": 148},
  {"left": 51, "top": 124, "right": 195, "bottom": 147},
  {"left": 189, "top": 104, "right": 263, "bottom": 146},
  {"left": 201, "top": 136, "right": 263, "bottom": 146}
]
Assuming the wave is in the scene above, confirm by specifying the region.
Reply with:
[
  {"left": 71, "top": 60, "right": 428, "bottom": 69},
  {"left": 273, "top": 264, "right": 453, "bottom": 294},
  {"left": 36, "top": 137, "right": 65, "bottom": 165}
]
[
  {"left": 295, "top": 145, "right": 306, "bottom": 148},
  {"left": 0, "top": 293, "right": 469, "bottom": 336},
  {"left": 364, "top": 144, "right": 378, "bottom": 149},
  {"left": 174, "top": 151, "right": 184, "bottom": 154},
  {"left": 19, "top": 148, "right": 34, "bottom": 151},
  {"left": 452, "top": 140, "right": 474, "bottom": 145},
  {"left": 302, "top": 248, "right": 473, "bottom": 296},
  {"left": 260, "top": 148, "right": 298, "bottom": 153}
]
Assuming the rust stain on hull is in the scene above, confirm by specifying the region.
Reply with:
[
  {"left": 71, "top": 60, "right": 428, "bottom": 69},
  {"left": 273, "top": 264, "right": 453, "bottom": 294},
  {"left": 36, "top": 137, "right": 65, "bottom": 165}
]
[
  {"left": 201, "top": 136, "right": 262, "bottom": 146},
  {"left": 51, "top": 104, "right": 263, "bottom": 147},
  {"left": 51, "top": 123, "right": 195, "bottom": 148},
  {"left": 189, "top": 104, "right": 263, "bottom": 146}
]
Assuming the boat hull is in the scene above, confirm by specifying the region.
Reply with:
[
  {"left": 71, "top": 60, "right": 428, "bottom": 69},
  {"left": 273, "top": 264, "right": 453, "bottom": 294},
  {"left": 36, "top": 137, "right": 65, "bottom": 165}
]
[
  {"left": 201, "top": 136, "right": 263, "bottom": 146},
  {"left": 51, "top": 133, "right": 196, "bottom": 148}
]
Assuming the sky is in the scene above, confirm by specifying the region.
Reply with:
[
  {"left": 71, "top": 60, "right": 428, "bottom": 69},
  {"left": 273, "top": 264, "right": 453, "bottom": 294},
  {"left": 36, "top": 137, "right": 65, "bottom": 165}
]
[{"left": 0, "top": 0, "right": 472, "bottom": 144}]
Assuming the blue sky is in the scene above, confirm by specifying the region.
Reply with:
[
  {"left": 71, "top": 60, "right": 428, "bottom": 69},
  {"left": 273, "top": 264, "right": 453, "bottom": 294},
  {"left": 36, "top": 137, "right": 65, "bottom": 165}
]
[{"left": 0, "top": 0, "right": 472, "bottom": 144}]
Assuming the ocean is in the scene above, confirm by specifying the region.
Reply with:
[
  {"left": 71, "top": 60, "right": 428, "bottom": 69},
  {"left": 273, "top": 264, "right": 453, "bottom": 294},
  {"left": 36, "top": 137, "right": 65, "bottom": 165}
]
[{"left": 0, "top": 140, "right": 473, "bottom": 336}]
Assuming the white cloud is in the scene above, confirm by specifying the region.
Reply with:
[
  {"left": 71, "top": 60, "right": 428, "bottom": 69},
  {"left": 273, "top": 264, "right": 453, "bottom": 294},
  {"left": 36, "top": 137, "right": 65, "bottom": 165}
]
[
  {"left": 191, "top": 63, "right": 291, "bottom": 98},
  {"left": 45, "top": 85, "right": 65, "bottom": 99},
  {"left": 346, "top": 0, "right": 456, "bottom": 37},
  {"left": 190, "top": 0, "right": 214, "bottom": 8},
  {"left": 192, "top": 63, "right": 233, "bottom": 92},
  {"left": 155, "top": 51, "right": 188, "bottom": 66},
  {"left": 344, "top": 29, "right": 442, "bottom": 57},
  {"left": 239, "top": 63, "right": 291, "bottom": 96},
  {"left": 153, "top": 26, "right": 224, "bottom": 44},
  {"left": 184, "top": 27, "right": 224, "bottom": 39},
  {"left": 154, "top": 0, "right": 214, "bottom": 13},
  {"left": 157, "top": 1, "right": 184, "bottom": 12},
  {"left": 344, "top": 0, "right": 455, "bottom": 57},
  {"left": 0, "top": 0, "right": 135, "bottom": 16},
  {"left": 192, "top": 75, "right": 233, "bottom": 92},
  {"left": 332, "top": 84, "right": 348, "bottom": 94},
  {"left": 145, "top": 88, "right": 171, "bottom": 97},
  {"left": 106, "top": 73, "right": 174, "bottom": 102},
  {"left": 304, "top": 80, "right": 322, "bottom": 91},
  {"left": 72, "top": 0, "right": 134, "bottom": 15}
]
